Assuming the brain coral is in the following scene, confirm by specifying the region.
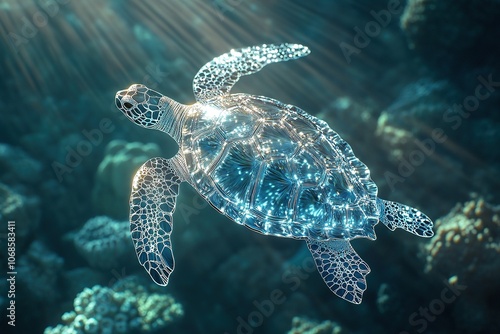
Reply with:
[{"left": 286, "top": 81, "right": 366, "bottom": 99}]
[
  {"left": 44, "top": 276, "right": 183, "bottom": 334},
  {"left": 69, "top": 216, "right": 132, "bottom": 271},
  {"left": 92, "top": 140, "right": 161, "bottom": 219}
]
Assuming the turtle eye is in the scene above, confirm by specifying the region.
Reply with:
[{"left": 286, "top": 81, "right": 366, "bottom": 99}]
[{"left": 124, "top": 102, "right": 133, "bottom": 109}]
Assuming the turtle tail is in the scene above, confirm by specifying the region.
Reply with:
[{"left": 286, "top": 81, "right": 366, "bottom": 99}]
[{"left": 377, "top": 198, "right": 434, "bottom": 237}]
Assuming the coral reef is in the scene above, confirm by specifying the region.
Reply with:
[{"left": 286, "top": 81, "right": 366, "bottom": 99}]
[
  {"left": 0, "top": 183, "right": 40, "bottom": 250},
  {"left": 67, "top": 216, "right": 132, "bottom": 271},
  {"left": 44, "top": 276, "right": 183, "bottom": 334},
  {"left": 425, "top": 198, "right": 500, "bottom": 285},
  {"left": 17, "top": 241, "right": 65, "bottom": 303},
  {"left": 0, "top": 143, "right": 42, "bottom": 185},
  {"left": 92, "top": 140, "right": 161, "bottom": 219},
  {"left": 424, "top": 198, "right": 500, "bottom": 331},
  {"left": 287, "top": 316, "right": 343, "bottom": 334}
]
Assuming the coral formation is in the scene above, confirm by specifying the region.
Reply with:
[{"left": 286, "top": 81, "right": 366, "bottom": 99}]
[
  {"left": 0, "top": 183, "right": 40, "bottom": 249},
  {"left": 375, "top": 79, "right": 459, "bottom": 161},
  {"left": 44, "top": 276, "right": 183, "bottom": 334},
  {"left": 401, "top": 0, "right": 500, "bottom": 72},
  {"left": 425, "top": 198, "right": 500, "bottom": 285},
  {"left": 0, "top": 143, "right": 42, "bottom": 185},
  {"left": 287, "top": 316, "right": 343, "bottom": 334},
  {"left": 424, "top": 198, "right": 500, "bottom": 331},
  {"left": 17, "top": 241, "right": 65, "bottom": 303},
  {"left": 92, "top": 140, "right": 161, "bottom": 219},
  {"left": 68, "top": 216, "right": 132, "bottom": 271}
]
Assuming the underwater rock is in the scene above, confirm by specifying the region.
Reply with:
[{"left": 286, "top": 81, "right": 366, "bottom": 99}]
[
  {"left": 375, "top": 79, "right": 459, "bottom": 162},
  {"left": 67, "top": 216, "right": 133, "bottom": 271},
  {"left": 0, "top": 183, "right": 40, "bottom": 249},
  {"left": 17, "top": 241, "right": 64, "bottom": 303},
  {"left": 44, "top": 276, "right": 183, "bottom": 334},
  {"left": 401, "top": 0, "right": 500, "bottom": 73},
  {"left": 287, "top": 316, "right": 343, "bottom": 334},
  {"left": 0, "top": 143, "right": 43, "bottom": 185},
  {"left": 92, "top": 140, "right": 161, "bottom": 219},
  {"left": 424, "top": 198, "right": 500, "bottom": 331},
  {"left": 374, "top": 77, "right": 500, "bottom": 213}
]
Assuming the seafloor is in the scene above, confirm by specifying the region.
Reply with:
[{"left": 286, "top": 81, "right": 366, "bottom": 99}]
[{"left": 0, "top": 0, "right": 499, "bottom": 333}]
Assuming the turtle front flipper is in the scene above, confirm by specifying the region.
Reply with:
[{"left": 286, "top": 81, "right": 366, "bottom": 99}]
[
  {"left": 193, "top": 43, "right": 310, "bottom": 102},
  {"left": 130, "top": 156, "right": 185, "bottom": 286},
  {"left": 307, "top": 239, "right": 370, "bottom": 304},
  {"left": 378, "top": 199, "right": 434, "bottom": 238}
]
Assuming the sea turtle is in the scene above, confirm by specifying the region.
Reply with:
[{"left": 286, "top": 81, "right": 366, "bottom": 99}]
[{"left": 115, "top": 43, "right": 434, "bottom": 304}]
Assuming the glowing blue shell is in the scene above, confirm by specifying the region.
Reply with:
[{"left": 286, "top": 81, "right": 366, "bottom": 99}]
[{"left": 181, "top": 93, "right": 379, "bottom": 241}]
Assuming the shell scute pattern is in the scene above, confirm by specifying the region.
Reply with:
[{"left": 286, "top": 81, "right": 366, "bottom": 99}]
[
  {"left": 255, "top": 123, "right": 298, "bottom": 158},
  {"left": 285, "top": 113, "right": 321, "bottom": 141},
  {"left": 184, "top": 95, "right": 379, "bottom": 240},
  {"left": 293, "top": 150, "right": 325, "bottom": 186},
  {"left": 213, "top": 141, "right": 258, "bottom": 204},
  {"left": 195, "top": 133, "right": 225, "bottom": 170},
  {"left": 296, "top": 187, "right": 332, "bottom": 223},
  {"left": 245, "top": 95, "right": 283, "bottom": 120},
  {"left": 253, "top": 159, "right": 295, "bottom": 219},
  {"left": 219, "top": 109, "right": 258, "bottom": 141}
]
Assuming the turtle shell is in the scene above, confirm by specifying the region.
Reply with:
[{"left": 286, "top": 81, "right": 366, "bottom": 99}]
[{"left": 181, "top": 94, "right": 379, "bottom": 241}]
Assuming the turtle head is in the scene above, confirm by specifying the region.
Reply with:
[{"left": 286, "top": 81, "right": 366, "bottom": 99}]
[{"left": 115, "top": 84, "right": 168, "bottom": 129}]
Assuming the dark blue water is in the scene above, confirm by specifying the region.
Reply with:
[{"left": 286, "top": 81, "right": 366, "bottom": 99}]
[{"left": 1, "top": 1, "right": 499, "bottom": 333}]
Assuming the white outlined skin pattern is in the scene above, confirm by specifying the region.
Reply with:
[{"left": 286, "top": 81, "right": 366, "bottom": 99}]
[{"left": 115, "top": 44, "right": 434, "bottom": 304}]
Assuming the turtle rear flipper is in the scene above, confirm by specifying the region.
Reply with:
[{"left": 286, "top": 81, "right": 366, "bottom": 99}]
[
  {"left": 307, "top": 239, "right": 371, "bottom": 304},
  {"left": 130, "top": 156, "right": 185, "bottom": 285},
  {"left": 378, "top": 199, "right": 434, "bottom": 237}
]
